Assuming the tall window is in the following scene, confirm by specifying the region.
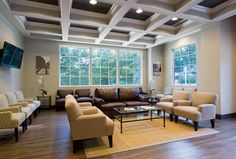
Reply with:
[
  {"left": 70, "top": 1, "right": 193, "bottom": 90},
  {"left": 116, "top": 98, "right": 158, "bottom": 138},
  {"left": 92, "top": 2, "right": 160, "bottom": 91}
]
[
  {"left": 119, "top": 50, "right": 141, "bottom": 85},
  {"left": 173, "top": 43, "right": 196, "bottom": 85},
  {"left": 59, "top": 46, "right": 142, "bottom": 86},
  {"left": 60, "top": 46, "right": 89, "bottom": 86},
  {"left": 92, "top": 49, "right": 117, "bottom": 85}
]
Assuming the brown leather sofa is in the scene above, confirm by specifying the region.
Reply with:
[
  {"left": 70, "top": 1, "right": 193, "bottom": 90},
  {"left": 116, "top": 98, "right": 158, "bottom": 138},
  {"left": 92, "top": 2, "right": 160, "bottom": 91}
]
[
  {"left": 74, "top": 89, "right": 93, "bottom": 104},
  {"left": 94, "top": 87, "right": 149, "bottom": 118},
  {"left": 56, "top": 89, "right": 74, "bottom": 111}
]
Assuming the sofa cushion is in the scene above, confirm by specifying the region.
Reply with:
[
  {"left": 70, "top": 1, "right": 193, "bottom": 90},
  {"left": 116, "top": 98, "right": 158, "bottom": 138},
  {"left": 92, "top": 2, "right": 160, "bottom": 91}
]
[
  {"left": 57, "top": 89, "right": 74, "bottom": 98},
  {"left": 5, "top": 92, "right": 18, "bottom": 105},
  {"left": 95, "top": 88, "right": 119, "bottom": 102},
  {"left": 75, "top": 89, "right": 91, "bottom": 97},
  {"left": 174, "top": 106, "right": 201, "bottom": 121},
  {"left": 192, "top": 92, "right": 217, "bottom": 107},
  {"left": 101, "top": 102, "right": 126, "bottom": 111},
  {"left": 14, "top": 91, "right": 25, "bottom": 101},
  {"left": 77, "top": 97, "right": 93, "bottom": 103},
  {"left": 119, "top": 88, "right": 139, "bottom": 101},
  {"left": 124, "top": 101, "right": 149, "bottom": 106}
]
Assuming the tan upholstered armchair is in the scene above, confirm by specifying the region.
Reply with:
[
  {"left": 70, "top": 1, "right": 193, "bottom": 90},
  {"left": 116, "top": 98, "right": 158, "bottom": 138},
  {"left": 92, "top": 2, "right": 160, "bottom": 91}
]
[
  {"left": 65, "top": 95, "right": 114, "bottom": 153},
  {"left": 173, "top": 92, "right": 217, "bottom": 131},
  {"left": 157, "top": 91, "right": 190, "bottom": 121},
  {"left": 0, "top": 93, "right": 27, "bottom": 142}
]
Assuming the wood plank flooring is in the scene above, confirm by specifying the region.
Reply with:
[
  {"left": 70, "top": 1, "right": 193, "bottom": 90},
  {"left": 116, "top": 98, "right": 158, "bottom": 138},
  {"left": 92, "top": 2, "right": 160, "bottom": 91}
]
[{"left": 0, "top": 110, "right": 236, "bottom": 159}]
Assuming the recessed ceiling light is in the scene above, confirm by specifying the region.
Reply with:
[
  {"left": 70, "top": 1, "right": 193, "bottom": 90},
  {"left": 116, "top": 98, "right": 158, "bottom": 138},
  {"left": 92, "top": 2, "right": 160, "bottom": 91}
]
[
  {"left": 172, "top": 17, "right": 178, "bottom": 21},
  {"left": 136, "top": 9, "right": 143, "bottom": 14},
  {"left": 89, "top": 0, "right": 97, "bottom": 5}
]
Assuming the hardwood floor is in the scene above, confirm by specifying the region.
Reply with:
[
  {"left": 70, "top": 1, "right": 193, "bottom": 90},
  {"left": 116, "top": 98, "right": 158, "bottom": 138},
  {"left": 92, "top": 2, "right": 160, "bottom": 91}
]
[{"left": 0, "top": 110, "right": 236, "bottom": 159}]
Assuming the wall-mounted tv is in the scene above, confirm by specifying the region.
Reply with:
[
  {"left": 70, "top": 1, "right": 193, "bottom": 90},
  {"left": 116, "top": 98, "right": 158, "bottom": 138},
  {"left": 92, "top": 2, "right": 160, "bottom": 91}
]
[{"left": 0, "top": 42, "right": 24, "bottom": 69}]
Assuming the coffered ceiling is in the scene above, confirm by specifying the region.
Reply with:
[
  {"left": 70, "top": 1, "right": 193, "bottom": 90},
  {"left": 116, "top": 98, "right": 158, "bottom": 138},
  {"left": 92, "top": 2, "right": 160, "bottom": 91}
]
[{"left": 1, "top": 0, "right": 236, "bottom": 49}]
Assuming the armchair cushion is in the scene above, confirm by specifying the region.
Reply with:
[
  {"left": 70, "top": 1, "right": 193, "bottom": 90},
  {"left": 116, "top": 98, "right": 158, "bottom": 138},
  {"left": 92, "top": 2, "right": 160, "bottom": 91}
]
[
  {"left": 82, "top": 107, "right": 99, "bottom": 115},
  {"left": 160, "top": 98, "right": 173, "bottom": 102},
  {"left": 174, "top": 100, "right": 192, "bottom": 106},
  {"left": 78, "top": 102, "right": 92, "bottom": 107},
  {"left": 76, "top": 97, "right": 93, "bottom": 103},
  {"left": 192, "top": 92, "right": 217, "bottom": 107},
  {"left": 174, "top": 106, "right": 201, "bottom": 121},
  {"left": 5, "top": 92, "right": 18, "bottom": 105},
  {"left": 65, "top": 95, "right": 83, "bottom": 122},
  {"left": 157, "top": 102, "right": 174, "bottom": 114},
  {"left": 14, "top": 91, "right": 25, "bottom": 101},
  {"left": 173, "top": 91, "right": 190, "bottom": 100},
  {"left": 0, "top": 93, "right": 10, "bottom": 109}
]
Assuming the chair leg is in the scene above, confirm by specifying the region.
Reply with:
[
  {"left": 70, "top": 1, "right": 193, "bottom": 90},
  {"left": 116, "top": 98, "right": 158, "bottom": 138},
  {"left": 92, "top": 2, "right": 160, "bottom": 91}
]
[
  {"left": 14, "top": 128, "right": 18, "bottom": 142},
  {"left": 170, "top": 114, "right": 173, "bottom": 122},
  {"left": 22, "top": 121, "right": 25, "bottom": 133},
  {"left": 175, "top": 116, "right": 178, "bottom": 123},
  {"left": 25, "top": 119, "right": 28, "bottom": 131},
  {"left": 193, "top": 121, "right": 198, "bottom": 131},
  {"left": 29, "top": 115, "right": 32, "bottom": 124},
  {"left": 108, "top": 135, "right": 113, "bottom": 148},
  {"left": 210, "top": 119, "right": 215, "bottom": 128},
  {"left": 73, "top": 140, "right": 78, "bottom": 154}
]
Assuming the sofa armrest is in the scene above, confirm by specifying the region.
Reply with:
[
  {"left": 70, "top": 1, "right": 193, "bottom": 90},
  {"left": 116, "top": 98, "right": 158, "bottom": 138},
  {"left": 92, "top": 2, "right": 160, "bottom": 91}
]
[
  {"left": 138, "top": 94, "right": 148, "bottom": 102},
  {"left": 198, "top": 104, "right": 216, "bottom": 120},
  {"left": 94, "top": 97, "right": 105, "bottom": 108},
  {"left": 9, "top": 103, "right": 25, "bottom": 108},
  {"left": 0, "top": 106, "right": 21, "bottom": 113},
  {"left": 56, "top": 95, "right": 60, "bottom": 100},
  {"left": 19, "top": 99, "right": 33, "bottom": 103},
  {"left": 78, "top": 102, "right": 93, "bottom": 107},
  {"left": 174, "top": 100, "right": 192, "bottom": 106},
  {"left": 89, "top": 93, "right": 93, "bottom": 98},
  {"left": 160, "top": 98, "right": 173, "bottom": 102},
  {"left": 82, "top": 107, "right": 99, "bottom": 115}
]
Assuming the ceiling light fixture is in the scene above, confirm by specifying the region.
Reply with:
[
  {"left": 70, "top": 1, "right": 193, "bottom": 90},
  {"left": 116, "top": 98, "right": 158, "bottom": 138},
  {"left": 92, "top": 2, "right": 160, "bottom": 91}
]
[
  {"left": 136, "top": 9, "right": 143, "bottom": 14},
  {"left": 89, "top": 0, "right": 97, "bottom": 5},
  {"left": 172, "top": 17, "right": 178, "bottom": 21}
]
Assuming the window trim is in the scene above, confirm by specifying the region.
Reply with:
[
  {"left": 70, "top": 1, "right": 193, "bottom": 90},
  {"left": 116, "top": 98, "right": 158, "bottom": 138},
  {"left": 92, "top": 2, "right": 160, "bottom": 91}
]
[
  {"left": 172, "top": 42, "right": 197, "bottom": 86},
  {"left": 59, "top": 45, "right": 144, "bottom": 87}
]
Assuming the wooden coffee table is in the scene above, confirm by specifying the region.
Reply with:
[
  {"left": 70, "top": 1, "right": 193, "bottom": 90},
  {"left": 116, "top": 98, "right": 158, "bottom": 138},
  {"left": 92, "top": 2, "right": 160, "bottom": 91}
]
[{"left": 113, "top": 106, "right": 165, "bottom": 134}]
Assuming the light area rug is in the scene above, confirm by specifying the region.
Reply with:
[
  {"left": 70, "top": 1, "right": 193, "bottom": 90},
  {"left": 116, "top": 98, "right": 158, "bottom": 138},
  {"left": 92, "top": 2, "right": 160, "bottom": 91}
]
[{"left": 84, "top": 118, "right": 219, "bottom": 158}]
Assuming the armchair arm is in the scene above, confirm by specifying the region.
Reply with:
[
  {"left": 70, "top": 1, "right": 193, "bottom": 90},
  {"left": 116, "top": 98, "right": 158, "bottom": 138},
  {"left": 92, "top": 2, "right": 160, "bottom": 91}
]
[
  {"left": 174, "top": 100, "right": 192, "bottom": 106},
  {"left": 82, "top": 107, "right": 99, "bottom": 115},
  {"left": 0, "top": 111, "right": 12, "bottom": 127},
  {"left": 9, "top": 103, "right": 24, "bottom": 108},
  {"left": 94, "top": 97, "right": 105, "bottom": 108},
  {"left": 138, "top": 94, "right": 148, "bottom": 102},
  {"left": 19, "top": 99, "right": 33, "bottom": 103},
  {"left": 16, "top": 102, "right": 28, "bottom": 107},
  {"left": 160, "top": 98, "right": 173, "bottom": 102},
  {"left": 198, "top": 104, "right": 216, "bottom": 120},
  {"left": 0, "top": 106, "right": 21, "bottom": 113},
  {"left": 78, "top": 102, "right": 93, "bottom": 107},
  {"left": 72, "top": 113, "right": 106, "bottom": 136}
]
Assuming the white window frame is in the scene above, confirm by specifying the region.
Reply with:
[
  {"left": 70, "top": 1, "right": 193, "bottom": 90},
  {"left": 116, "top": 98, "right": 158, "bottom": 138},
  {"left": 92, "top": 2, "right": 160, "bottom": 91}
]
[
  {"left": 59, "top": 45, "right": 143, "bottom": 87},
  {"left": 172, "top": 43, "right": 197, "bottom": 86}
]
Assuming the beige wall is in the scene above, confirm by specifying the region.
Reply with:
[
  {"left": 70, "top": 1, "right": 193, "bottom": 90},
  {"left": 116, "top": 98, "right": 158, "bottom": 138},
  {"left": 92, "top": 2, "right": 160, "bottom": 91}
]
[
  {"left": 157, "top": 17, "right": 236, "bottom": 115},
  {"left": 0, "top": 12, "right": 24, "bottom": 92},
  {"left": 148, "top": 46, "right": 164, "bottom": 92},
  {"left": 219, "top": 16, "right": 236, "bottom": 114},
  {"left": 23, "top": 38, "right": 148, "bottom": 105}
]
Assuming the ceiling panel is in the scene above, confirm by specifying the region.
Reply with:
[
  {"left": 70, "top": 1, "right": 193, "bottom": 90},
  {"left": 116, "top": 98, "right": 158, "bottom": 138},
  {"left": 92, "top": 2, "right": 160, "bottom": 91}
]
[{"left": 124, "top": 9, "right": 154, "bottom": 21}]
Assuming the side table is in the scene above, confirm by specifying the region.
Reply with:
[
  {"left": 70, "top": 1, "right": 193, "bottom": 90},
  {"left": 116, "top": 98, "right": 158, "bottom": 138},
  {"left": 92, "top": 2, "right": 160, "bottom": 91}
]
[{"left": 37, "top": 95, "right": 51, "bottom": 109}]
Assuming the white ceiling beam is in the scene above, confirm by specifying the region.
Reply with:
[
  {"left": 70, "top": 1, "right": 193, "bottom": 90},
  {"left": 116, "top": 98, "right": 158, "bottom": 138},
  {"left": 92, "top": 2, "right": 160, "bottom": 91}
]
[
  {"left": 95, "top": 5, "right": 130, "bottom": 44},
  {"left": 212, "top": 3, "right": 236, "bottom": 21},
  {"left": 123, "top": 15, "right": 172, "bottom": 46},
  {"left": 59, "top": 0, "right": 72, "bottom": 41}
]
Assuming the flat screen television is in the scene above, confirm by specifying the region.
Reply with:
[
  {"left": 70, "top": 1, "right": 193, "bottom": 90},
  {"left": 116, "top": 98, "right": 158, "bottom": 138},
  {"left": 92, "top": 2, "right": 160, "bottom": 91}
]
[{"left": 0, "top": 42, "right": 24, "bottom": 69}]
